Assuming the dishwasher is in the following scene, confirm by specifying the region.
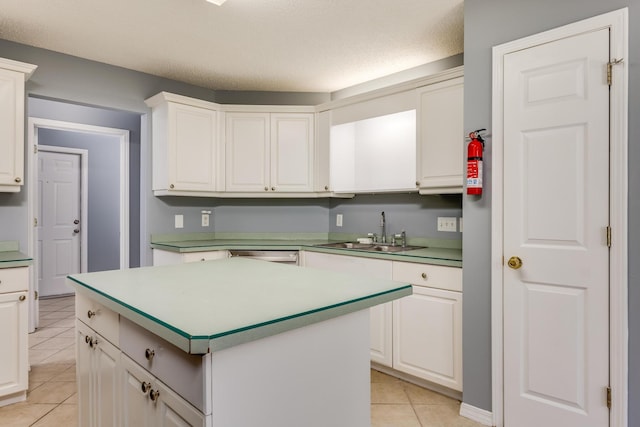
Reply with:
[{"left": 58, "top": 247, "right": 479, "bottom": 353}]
[{"left": 228, "top": 250, "right": 299, "bottom": 265}]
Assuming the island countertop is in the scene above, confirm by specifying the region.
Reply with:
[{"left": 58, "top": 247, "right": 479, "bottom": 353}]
[{"left": 67, "top": 258, "right": 412, "bottom": 354}]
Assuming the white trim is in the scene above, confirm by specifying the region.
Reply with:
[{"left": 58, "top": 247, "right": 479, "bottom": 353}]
[
  {"left": 37, "top": 145, "right": 89, "bottom": 273},
  {"left": 491, "top": 8, "right": 628, "bottom": 427},
  {"left": 27, "top": 118, "right": 131, "bottom": 326},
  {"left": 459, "top": 403, "right": 494, "bottom": 426}
]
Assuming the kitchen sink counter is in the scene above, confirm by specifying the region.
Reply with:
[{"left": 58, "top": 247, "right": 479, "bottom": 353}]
[
  {"left": 0, "top": 241, "right": 32, "bottom": 268},
  {"left": 151, "top": 235, "right": 462, "bottom": 267}
]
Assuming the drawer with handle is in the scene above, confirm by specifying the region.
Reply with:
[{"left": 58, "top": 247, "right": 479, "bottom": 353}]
[
  {"left": 75, "top": 292, "right": 119, "bottom": 346},
  {"left": 0, "top": 266, "right": 28, "bottom": 294},
  {"left": 392, "top": 261, "right": 462, "bottom": 292},
  {"left": 119, "top": 316, "right": 207, "bottom": 412}
]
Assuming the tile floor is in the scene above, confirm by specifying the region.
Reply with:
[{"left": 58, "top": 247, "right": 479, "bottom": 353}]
[{"left": 0, "top": 295, "right": 483, "bottom": 427}]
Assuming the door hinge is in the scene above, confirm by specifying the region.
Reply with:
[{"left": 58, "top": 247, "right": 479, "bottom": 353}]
[
  {"left": 607, "top": 386, "right": 612, "bottom": 409},
  {"left": 607, "top": 58, "right": 624, "bottom": 86},
  {"left": 606, "top": 226, "right": 612, "bottom": 248},
  {"left": 33, "top": 144, "right": 38, "bottom": 154},
  {"left": 33, "top": 217, "right": 38, "bottom": 227},
  {"left": 34, "top": 291, "right": 38, "bottom": 301}
]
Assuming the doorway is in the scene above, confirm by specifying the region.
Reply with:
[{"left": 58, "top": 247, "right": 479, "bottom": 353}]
[
  {"left": 491, "top": 8, "right": 628, "bottom": 427},
  {"left": 27, "top": 118, "right": 130, "bottom": 331}
]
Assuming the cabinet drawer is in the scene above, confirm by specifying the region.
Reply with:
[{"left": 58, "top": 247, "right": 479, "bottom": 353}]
[
  {"left": 392, "top": 261, "right": 461, "bottom": 292},
  {"left": 75, "top": 293, "right": 119, "bottom": 346},
  {"left": 119, "top": 316, "right": 207, "bottom": 412},
  {"left": 0, "top": 267, "right": 28, "bottom": 294},
  {"left": 182, "top": 250, "right": 228, "bottom": 263}
]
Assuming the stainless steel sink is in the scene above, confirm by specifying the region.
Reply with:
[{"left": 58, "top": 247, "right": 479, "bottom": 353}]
[{"left": 318, "top": 242, "right": 426, "bottom": 252}]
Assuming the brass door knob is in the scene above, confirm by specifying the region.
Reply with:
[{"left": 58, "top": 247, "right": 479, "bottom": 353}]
[{"left": 507, "top": 256, "right": 523, "bottom": 270}]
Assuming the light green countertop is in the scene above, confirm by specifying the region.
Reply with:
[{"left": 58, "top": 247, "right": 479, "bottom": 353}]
[
  {"left": 0, "top": 241, "right": 32, "bottom": 268},
  {"left": 151, "top": 235, "right": 462, "bottom": 267},
  {"left": 67, "top": 258, "right": 412, "bottom": 354}
]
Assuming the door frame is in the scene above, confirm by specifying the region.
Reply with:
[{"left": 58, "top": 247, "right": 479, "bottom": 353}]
[{"left": 491, "top": 8, "right": 628, "bottom": 427}]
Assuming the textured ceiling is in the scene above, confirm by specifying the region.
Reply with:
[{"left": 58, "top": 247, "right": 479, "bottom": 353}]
[{"left": 0, "top": 0, "right": 464, "bottom": 93}]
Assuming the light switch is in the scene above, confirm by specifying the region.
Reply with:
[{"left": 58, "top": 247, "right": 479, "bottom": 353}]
[
  {"left": 437, "top": 217, "right": 457, "bottom": 232},
  {"left": 175, "top": 214, "right": 184, "bottom": 229},
  {"left": 336, "top": 214, "right": 343, "bottom": 227},
  {"left": 202, "top": 213, "right": 210, "bottom": 227}
]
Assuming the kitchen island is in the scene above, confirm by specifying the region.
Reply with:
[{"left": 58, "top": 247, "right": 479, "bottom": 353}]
[{"left": 67, "top": 258, "right": 412, "bottom": 426}]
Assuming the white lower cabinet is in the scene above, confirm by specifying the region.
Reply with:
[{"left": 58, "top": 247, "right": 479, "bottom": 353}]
[
  {"left": 392, "top": 286, "right": 462, "bottom": 391},
  {"left": 391, "top": 260, "right": 462, "bottom": 391},
  {"left": 0, "top": 266, "right": 29, "bottom": 407},
  {"left": 121, "top": 355, "right": 204, "bottom": 427},
  {"left": 302, "top": 251, "right": 393, "bottom": 366},
  {"left": 76, "top": 320, "right": 120, "bottom": 426},
  {"left": 302, "top": 251, "right": 463, "bottom": 392},
  {"left": 75, "top": 293, "right": 205, "bottom": 427}
]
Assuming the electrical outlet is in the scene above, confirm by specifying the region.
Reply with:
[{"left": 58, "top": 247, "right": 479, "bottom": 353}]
[
  {"left": 201, "top": 213, "right": 210, "bottom": 227},
  {"left": 175, "top": 214, "right": 184, "bottom": 229},
  {"left": 336, "top": 214, "right": 343, "bottom": 227},
  {"left": 437, "top": 217, "right": 457, "bottom": 232}
]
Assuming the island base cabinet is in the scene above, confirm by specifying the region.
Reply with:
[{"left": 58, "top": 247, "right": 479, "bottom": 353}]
[
  {"left": 392, "top": 286, "right": 462, "bottom": 391},
  {"left": 76, "top": 320, "right": 119, "bottom": 426},
  {"left": 0, "top": 290, "right": 28, "bottom": 406},
  {"left": 209, "top": 310, "right": 370, "bottom": 427},
  {"left": 121, "top": 355, "right": 205, "bottom": 427}
]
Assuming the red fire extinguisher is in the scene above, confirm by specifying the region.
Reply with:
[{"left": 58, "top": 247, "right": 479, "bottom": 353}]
[{"left": 466, "top": 129, "right": 485, "bottom": 195}]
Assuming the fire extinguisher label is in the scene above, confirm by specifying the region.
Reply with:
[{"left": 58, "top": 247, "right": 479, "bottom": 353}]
[{"left": 467, "top": 160, "right": 483, "bottom": 188}]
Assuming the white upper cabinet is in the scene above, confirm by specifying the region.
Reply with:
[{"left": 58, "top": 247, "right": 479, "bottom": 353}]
[
  {"left": 225, "top": 111, "right": 314, "bottom": 194},
  {"left": 0, "top": 58, "right": 37, "bottom": 193},
  {"left": 146, "top": 93, "right": 221, "bottom": 196},
  {"left": 416, "top": 76, "right": 464, "bottom": 194},
  {"left": 330, "top": 110, "right": 416, "bottom": 193}
]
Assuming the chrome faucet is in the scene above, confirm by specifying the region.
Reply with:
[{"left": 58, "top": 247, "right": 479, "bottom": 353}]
[
  {"left": 380, "top": 211, "right": 386, "bottom": 243},
  {"left": 392, "top": 230, "right": 407, "bottom": 248}
]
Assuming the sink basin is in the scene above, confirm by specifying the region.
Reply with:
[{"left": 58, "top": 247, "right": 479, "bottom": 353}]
[{"left": 318, "top": 242, "right": 426, "bottom": 252}]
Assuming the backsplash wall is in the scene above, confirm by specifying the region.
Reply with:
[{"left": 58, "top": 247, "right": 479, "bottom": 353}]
[{"left": 329, "top": 193, "right": 462, "bottom": 243}]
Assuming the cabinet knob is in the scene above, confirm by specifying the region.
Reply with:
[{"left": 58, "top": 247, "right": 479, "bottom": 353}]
[
  {"left": 87, "top": 310, "right": 96, "bottom": 319},
  {"left": 89, "top": 337, "right": 97, "bottom": 348},
  {"left": 324, "top": 185, "right": 329, "bottom": 191},
  {"left": 149, "top": 389, "right": 160, "bottom": 402},
  {"left": 145, "top": 348, "right": 155, "bottom": 361},
  {"left": 15, "top": 177, "right": 21, "bottom": 183},
  {"left": 170, "top": 184, "right": 175, "bottom": 189},
  {"left": 264, "top": 186, "right": 269, "bottom": 191},
  {"left": 421, "top": 272, "right": 428, "bottom": 280},
  {"left": 85, "top": 335, "right": 91, "bottom": 344},
  {"left": 19, "top": 295, "right": 26, "bottom": 302},
  {"left": 415, "top": 181, "right": 420, "bottom": 186},
  {"left": 141, "top": 381, "right": 152, "bottom": 394},
  {"left": 271, "top": 187, "right": 275, "bottom": 191}
]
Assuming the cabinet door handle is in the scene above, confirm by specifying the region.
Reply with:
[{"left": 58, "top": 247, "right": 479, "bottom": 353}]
[
  {"left": 271, "top": 186, "right": 275, "bottom": 191},
  {"left": 19, "top": 295, "right": 26, "bottom": 302},
  {"left": 15, "top": 177, "right": 21, "bottom": 183},
  {"left": 87, "top": 310, "right": 96, "bottom": 319},
  {"left": 149, "top": 389, "right": 160, "bottom": 402},
  {"left": 85, "top": 335, "right": 91, "bottom": 344},
  {"left": 141, "top": 381, "right": 152, "bottom": 394},
  {"left": 169, "top": 184, "right": 175, "bottom": 189},
  {"left": 145, "top": 348, "right": 155, "bottom": 361},
  {"left": 264, "top": 186, "right": 268, "bottom": 191},
  {"left": 421, "top": 272, "right": 428, "bottom": 280}
]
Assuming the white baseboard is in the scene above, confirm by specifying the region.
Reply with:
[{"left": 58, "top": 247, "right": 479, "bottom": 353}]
[{"left": 459, "top": 402, "right": 494, "bottom": 426}]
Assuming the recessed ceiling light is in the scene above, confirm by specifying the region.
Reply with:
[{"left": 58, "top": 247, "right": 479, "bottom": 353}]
[{"left": 206, "top": 0, "right": 227, "bottom": 5}]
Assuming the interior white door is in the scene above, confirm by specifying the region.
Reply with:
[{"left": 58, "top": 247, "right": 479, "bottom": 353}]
[
  {"left": 37, "top": 150, "right": 81, "bottom": 297},
  {"left": 502, "top": 28, "right": 610, "bottom": 427}
]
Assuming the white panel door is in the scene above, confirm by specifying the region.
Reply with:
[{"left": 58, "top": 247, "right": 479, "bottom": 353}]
[
  {"left": 37, "top": 150, "right": 81, "bottom": 297},
  {"left": 503, "top": 29, "right": 610, "bottom": 427}
]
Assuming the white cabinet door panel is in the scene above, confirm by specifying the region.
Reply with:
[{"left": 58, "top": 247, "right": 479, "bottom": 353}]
[{"left": 225, "top": 113, "right": 270, "bottom": 192}]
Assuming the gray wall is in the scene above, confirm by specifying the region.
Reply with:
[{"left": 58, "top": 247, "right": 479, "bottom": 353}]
[
  {"left": 329, "top": 193, "right": 462, "bottom": 242},
  {"left": 37, "top": 128, "right": 120, "bottom": 272},
  {"left": 462, "top": 1, "right": 640, "bottom": 424}
]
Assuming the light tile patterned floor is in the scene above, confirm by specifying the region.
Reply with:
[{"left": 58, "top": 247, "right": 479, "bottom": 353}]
[{"left": 0, "top": 295, "right": 482, "bottom": 426}]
